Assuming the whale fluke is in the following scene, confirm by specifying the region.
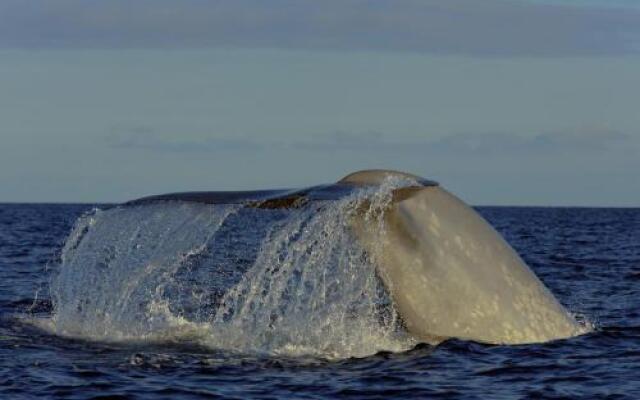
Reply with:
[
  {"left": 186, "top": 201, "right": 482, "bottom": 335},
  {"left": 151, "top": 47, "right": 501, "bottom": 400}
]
[{"left": 124, "top": 170, "right": 584, "bottom": 345}]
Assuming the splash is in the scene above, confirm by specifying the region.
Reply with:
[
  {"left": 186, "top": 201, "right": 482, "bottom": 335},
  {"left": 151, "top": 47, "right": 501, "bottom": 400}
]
[
  {"left": 48, "top": 202, "right": 240, "bottom": 341},
  {"left": 42, "top": 177, "right": 420, "bottom": 359}
]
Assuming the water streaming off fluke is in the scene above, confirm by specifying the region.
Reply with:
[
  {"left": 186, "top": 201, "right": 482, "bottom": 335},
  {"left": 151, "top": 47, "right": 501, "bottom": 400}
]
[
  {"left": 44, "top": 176, "right": 419, "bottom": 358},
  {"left": 40, "top": 170, "right": 588, "bottom": 359}
]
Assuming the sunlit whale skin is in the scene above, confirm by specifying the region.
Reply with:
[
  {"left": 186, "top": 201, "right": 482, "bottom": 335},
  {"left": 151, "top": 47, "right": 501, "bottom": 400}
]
[
  {"left": 128, "top": 169, "right": 583, "bottom": 345},
  {"left": 343, "top": 170, "right": 582, "bottom": 345}
]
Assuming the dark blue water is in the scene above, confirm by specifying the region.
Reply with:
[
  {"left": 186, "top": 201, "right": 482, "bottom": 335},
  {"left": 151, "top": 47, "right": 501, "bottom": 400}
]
[{"left": 1, "top": 203, "right": 639, "bottom": 399}]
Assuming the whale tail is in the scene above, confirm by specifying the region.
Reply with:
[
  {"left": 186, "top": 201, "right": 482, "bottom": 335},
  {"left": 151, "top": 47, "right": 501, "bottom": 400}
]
[{"left": 109, "top": 170, "right": 586, "bottom": 345}]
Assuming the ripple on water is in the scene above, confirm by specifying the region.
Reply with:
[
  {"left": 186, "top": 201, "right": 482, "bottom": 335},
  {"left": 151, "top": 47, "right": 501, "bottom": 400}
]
[{"left": 0, "top": 204, "right": 639, "bottom": 398}]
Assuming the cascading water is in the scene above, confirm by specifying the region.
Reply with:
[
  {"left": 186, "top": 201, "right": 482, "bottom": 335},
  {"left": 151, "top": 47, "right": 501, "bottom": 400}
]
[
  {"left": 49, "top": 202, "right": 241, "bottom": 341},
  {"left": 42, "top": 177, "right": 420, "bottom": 359}
]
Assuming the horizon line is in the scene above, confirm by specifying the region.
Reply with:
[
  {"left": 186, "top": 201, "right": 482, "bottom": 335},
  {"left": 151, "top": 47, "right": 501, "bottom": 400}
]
[{"left": 0, "top": 200, "right": 638, "bottom": 209}]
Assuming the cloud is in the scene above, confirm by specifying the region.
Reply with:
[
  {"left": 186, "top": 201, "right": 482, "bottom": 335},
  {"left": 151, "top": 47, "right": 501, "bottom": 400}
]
[
  {"left": 293, "top": 131, "right": 387, "bottom": 152},
  {"left": 107, "top": 127, "right": 636, "bottom": 161},
  {"left": 430, "top": 131, "right": 632, "bottom": 156},
  {"left": 106, "top": 128, "right": 262, "bottom": 153},
  {"left": 293, "top": 130, "right": 636, "bottom": 157},
  {"left": 1, "top": 0, "right": 639, "bottom": 56}
]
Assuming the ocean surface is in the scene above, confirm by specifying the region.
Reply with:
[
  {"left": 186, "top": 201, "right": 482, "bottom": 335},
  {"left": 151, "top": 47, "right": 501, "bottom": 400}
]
[{"left": 1, "top": 200, "right": 639, "bottom": 399}]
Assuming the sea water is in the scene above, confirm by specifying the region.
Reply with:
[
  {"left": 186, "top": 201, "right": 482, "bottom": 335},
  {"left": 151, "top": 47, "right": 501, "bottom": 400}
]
[{"left": 1, "top": 201, "right": 639, "bottom": 398}]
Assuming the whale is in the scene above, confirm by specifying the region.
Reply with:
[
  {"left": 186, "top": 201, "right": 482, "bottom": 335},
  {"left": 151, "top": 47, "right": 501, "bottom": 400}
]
[{"left": 127, "top": 169, "right": 583, "bottom": 345}]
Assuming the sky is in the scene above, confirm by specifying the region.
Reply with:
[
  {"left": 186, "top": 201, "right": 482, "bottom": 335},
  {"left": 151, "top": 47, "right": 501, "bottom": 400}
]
[{"left": 0, "top": 0, "right": 639, "bottom": 206}]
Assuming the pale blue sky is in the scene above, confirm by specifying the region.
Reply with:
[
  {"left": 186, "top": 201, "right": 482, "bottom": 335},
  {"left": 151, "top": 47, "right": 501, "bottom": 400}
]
[{"left": 0, "top": 1, "right": 639, "bottom": 206}]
